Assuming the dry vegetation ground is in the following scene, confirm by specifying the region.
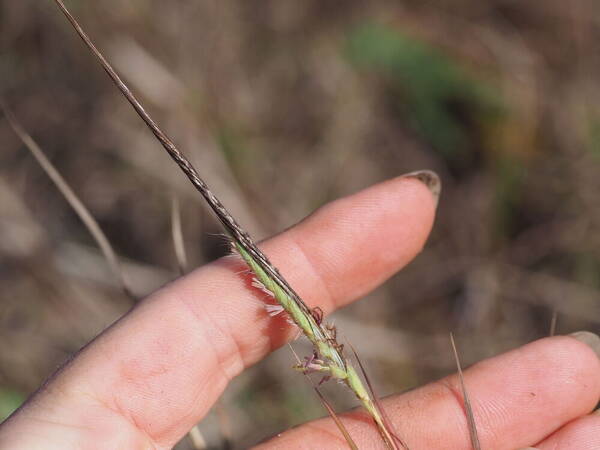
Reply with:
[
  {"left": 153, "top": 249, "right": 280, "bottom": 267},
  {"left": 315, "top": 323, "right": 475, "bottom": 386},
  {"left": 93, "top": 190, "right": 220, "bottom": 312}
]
[{"left": 1, "top": 1, "right": 600, "bottom": 447}]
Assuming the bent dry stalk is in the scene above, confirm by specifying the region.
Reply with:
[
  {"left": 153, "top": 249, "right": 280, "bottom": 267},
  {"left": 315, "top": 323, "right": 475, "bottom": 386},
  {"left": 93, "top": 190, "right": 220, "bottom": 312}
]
[{"left": 51, "top": 0, "right": 405, "bottom": 447}]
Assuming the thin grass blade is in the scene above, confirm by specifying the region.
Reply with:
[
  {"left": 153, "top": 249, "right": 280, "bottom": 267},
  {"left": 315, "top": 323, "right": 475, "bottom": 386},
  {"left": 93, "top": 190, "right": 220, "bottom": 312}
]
[
  {"left": 450, "top": 333, "right": 481, "bottom": 450},
  {"left": 549, "top": 310, "right": 557, "bottom": 336},
  {"left": 187, "top": 425, "right": 207, "bottom": 450},
  {"left": 170, "top": 195, "right": 188, "bottom": 276},
  {"left": 2, "top": 104, "right": 134, "bottom": 301},
  {"left": 348, "top": 342, "right": 407, "bottom": 450},
  {"left": 169, "top": 195, "right": 229, "bottom": 449},
  {"left": 313, "top": 386, "right": 358, "bottom": 450},
  {"left": 289, "top": 345, "right": 358, "bottom": 450}
]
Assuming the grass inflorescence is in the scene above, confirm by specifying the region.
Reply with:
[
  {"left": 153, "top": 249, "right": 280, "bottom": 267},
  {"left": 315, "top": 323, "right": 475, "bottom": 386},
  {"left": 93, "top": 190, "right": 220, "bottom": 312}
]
[{"left": 51, "top": 0, "right": 406, "bottom": 447}]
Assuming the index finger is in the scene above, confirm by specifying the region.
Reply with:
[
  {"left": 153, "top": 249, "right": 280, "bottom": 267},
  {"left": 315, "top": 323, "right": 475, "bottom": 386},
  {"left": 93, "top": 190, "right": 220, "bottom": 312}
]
[{"left": 0, "top": 173, "right": 438, "bottom": 449}]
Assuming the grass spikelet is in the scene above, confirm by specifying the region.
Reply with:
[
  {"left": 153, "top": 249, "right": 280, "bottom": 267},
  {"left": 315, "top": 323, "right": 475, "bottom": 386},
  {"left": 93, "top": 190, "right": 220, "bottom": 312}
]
[
  {"left": 50, "top": 1, "right": 403, "bottom": 446},
  {"left": 2, "top": 103, "right": 135, "bottom": 301},
  {"left": 235, "top": 242, "right": 402, "bottom": 448},
  {"left": 450, "top": 333, "right": 481, "bottom": 450},
  {"left": 289, "top": 345, "right": 358, "bottom": 450}
]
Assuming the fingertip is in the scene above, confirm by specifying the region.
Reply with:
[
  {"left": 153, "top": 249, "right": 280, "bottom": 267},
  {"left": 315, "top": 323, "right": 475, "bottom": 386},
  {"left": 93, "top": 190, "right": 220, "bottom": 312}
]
[
  {"left": 281, "top": 174, "right": 438, "bottom": 307},
  {"left": 509, "top": 335, "right": 600, "bottom": 417},
  {"left": 400, "top": 169, "right": 442, "bottom": 204},
  {"left": 545, "top": 335, "right": 600, "bottom": 392},
  {"left": 569, "top": 331, "right": 600, "bottom": 361}
]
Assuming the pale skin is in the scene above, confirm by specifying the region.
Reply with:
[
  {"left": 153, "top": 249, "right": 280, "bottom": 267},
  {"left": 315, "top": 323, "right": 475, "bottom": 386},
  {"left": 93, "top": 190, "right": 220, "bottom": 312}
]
[{"left": 0, "top": 176, "right": 599, "bottom": 449}]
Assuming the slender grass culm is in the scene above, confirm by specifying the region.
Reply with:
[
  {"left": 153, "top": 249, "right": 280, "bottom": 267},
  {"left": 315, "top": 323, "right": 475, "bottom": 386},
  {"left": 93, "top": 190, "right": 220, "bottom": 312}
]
[
  {"left": 1, "top": 104, "right": 136, "bottom": 302},
  {"left": 450, "top": 334, "right": 481, "bottom": 450},
  {"left": 51, "top": 0, "right": 407, "bottom": 447}
]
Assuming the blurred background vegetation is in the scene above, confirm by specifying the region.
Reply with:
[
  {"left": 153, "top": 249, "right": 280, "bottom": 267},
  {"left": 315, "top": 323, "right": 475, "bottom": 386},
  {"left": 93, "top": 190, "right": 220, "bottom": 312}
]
[{"left": 1, "top": 0, "right": 600, "bottom": 448}]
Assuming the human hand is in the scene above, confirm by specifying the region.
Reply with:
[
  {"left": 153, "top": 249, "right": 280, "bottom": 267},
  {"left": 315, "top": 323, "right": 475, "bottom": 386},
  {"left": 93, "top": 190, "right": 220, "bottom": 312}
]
[{"left": 0, "top": 175, "right": 598, "bottom": 449}]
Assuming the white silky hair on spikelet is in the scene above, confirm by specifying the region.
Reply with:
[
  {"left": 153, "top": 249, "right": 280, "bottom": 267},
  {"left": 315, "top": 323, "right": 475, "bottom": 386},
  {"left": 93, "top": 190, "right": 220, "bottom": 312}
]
[
  {"left": 251, "top": 277, "right": 275, "bottom": 297},
  {"left": 253, "top": 278, "right": 295, "bottom": 324},
  {"left": 231, "top": 243, "right": 290, "bottom": 322},
  {"left": 264, "top": 303, "right": 285, "bottom": 316}
]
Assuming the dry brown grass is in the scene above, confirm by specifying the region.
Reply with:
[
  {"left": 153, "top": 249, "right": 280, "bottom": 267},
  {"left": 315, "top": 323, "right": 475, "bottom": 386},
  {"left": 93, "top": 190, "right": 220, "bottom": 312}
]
[{"left": 1, "top": 1, "right": 599, "bottom": 447}]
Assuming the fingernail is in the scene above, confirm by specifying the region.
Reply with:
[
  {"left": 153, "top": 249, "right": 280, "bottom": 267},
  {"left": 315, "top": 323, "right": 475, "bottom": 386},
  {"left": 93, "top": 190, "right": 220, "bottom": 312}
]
[
  {"left": 569, "top": 331, "right": 600, "bottom": 359},
  {"left": 401, "top": 170, "right": 441, "bottom": 204}
]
